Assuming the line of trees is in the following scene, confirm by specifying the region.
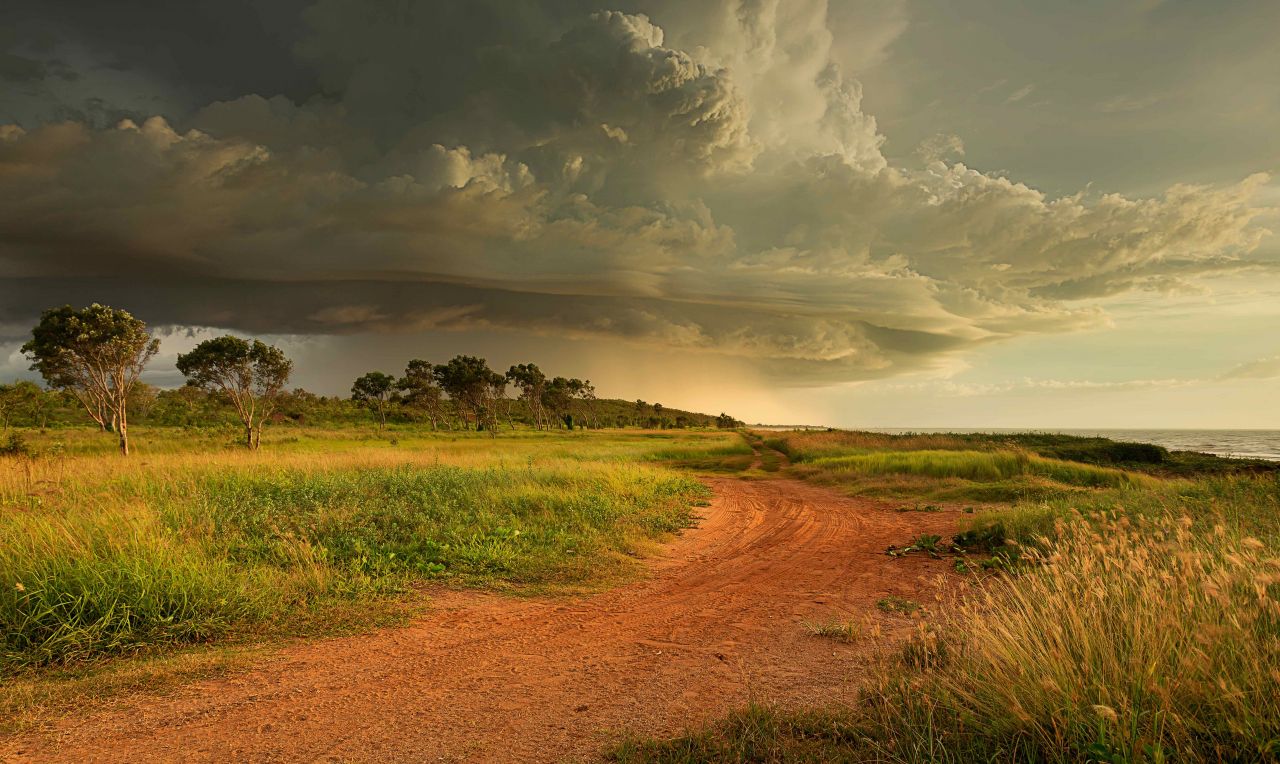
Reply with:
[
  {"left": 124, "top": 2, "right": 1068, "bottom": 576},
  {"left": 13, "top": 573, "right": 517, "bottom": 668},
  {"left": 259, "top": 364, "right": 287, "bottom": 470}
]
[
  {"left": 8, "top": 303, "right": 741, "bottom": 455},
  {"left": 351, "top": 358, "right": 599, "bottom": 433}
]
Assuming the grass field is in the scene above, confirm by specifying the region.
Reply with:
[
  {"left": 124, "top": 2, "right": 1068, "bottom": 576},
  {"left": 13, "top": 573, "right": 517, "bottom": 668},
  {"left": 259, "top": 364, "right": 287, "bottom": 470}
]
[
  {"left": 1, "top": 426, "right": 744, "bottom": 678},
  {"left": 621, "top": 429, "right": 1280, "bottom": 762}
]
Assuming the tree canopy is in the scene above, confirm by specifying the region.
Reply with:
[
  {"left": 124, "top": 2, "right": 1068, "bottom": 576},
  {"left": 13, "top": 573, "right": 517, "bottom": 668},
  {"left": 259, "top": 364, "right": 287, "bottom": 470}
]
[
  {"left": 21, "top": 303, "right": 159, "bottom": 454},
  {"left": 352, "top": 371, "right": 396, "bottom": 428},
  {"left": 176, "top": 335, "right": 292, "bottom": 449}
]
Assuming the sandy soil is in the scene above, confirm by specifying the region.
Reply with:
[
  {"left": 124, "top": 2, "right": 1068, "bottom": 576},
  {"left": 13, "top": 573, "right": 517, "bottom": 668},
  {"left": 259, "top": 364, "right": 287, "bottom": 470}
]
[{"left": 3, "top": 474, "right": 960, "bottom": 763}]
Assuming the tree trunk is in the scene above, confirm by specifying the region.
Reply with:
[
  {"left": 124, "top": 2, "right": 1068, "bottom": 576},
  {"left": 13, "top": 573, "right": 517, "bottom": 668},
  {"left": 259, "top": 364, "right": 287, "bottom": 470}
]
[
  {"left": 117, "top": 408, "right": 129, "bottom": 455},
  {"left": 245, "top": 422, "right": 255, "bottom": 449}
]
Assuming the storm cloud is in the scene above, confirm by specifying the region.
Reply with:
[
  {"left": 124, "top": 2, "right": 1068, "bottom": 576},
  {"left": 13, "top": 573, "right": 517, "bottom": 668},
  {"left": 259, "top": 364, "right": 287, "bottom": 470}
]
[{"left": 0, "top": 0, "right": 1275, "bottom": 387}]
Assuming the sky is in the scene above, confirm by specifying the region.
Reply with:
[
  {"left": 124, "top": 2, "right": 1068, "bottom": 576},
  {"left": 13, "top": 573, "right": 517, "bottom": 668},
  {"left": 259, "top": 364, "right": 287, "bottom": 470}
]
[{"left": 1, "top": 0, "right": 1278, "bottom": 428}]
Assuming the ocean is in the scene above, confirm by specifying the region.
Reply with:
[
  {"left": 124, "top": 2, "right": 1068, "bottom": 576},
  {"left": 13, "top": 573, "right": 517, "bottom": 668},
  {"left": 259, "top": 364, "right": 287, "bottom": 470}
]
[{"left": 862, "top": 428, "right": 1280, "bottom": 462}]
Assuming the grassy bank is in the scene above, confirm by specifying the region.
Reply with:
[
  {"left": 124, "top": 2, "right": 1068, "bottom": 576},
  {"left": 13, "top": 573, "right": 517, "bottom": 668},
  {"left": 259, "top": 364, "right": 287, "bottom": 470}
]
[
  {"left": 1, "top": 428, "right": 730, "bottom": 674},
  {"left": 619, "top": 430, "right": 1280, "bottom": 762},
  {"left": 769, "top": 429, "right": 1280, "bottom": 478}
]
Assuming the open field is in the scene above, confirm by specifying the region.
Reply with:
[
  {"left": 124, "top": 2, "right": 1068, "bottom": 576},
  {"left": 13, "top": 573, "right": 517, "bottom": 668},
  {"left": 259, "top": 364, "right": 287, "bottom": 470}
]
[{"left": 3, "top": 425, "right": 1278, "bottom": 761}]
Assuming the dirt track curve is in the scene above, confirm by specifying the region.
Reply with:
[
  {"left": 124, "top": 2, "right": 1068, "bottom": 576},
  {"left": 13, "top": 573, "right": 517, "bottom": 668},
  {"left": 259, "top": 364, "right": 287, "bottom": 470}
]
[{"left": 4, "top": 472, "right": 960, "bottom": 763}]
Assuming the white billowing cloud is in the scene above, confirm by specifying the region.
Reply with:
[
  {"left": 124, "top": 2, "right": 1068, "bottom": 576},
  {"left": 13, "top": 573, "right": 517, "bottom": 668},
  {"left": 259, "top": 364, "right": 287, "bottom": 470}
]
[
  {"left": 638, "top": 0, "right": 886, "bottom": 171},
  {"left": 0, "top": 4, "right": 1275, "bottom": 386}
]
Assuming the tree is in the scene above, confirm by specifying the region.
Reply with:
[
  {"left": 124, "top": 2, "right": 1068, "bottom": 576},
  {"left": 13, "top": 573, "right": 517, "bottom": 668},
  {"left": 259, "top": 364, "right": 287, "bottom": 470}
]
[
  {"left": 176, "top": 336, "right": 292, "bottom": 449},
  {"left": 507, "top": 363, "right": 549, "bottom": 429},
  {"left": 22, "top": 304, "right": 159, "bottom": 455},
  {"left": 0, "top": 382, "right": 32, "bottom": 432},
  {"left": 352, "top": 371, "right": 396, "bottom": 429},
  {"left": 433, "top": 356, "right": 504, "bottom": 432},
  {"left": 128, "top": 381, "right": 159, "bottom": 422},
  {"left": 0, "top": 378, "right": 55, "bottom": 429},
  {"left": 21, "top": 383, "right": 60, "bottom": 429},
  {"left": 541, "top": 377, "right": 575, "bottom": 429},
  {"left": 397, "top": 360, "right": 447, "bottom": 429},
  {"left": 577, "top": 379, "right": 597, "bottom": 429}
]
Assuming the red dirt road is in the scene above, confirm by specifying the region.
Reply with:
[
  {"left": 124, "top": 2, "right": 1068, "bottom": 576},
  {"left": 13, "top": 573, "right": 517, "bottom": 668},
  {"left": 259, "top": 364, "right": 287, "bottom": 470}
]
[{"left": 4, "top": 476, "right": 959, "bottom": 763}]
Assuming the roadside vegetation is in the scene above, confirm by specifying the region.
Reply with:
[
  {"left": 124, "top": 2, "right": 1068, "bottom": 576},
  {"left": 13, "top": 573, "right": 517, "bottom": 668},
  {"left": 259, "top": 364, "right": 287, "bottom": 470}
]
[
  {"left": 770, "top": 428, "right": 1274, "bottom": 505},
  {"left": 620, "top": 429, "right": 1280, "bottom": 762}
]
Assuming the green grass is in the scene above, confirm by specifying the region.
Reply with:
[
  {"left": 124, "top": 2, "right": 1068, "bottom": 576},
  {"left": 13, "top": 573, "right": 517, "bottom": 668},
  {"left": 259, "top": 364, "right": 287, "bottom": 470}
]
[
  {"left": 801, "top": 449, "right": 1147, "bottom": 489},
  {"left": 963, "top": 471, "right": 1280, "bottom": 554},
  {"left": 766, "top": 429, "right": 1280, "bottom": 478},
  {"left": 767, "top": 429, "right": 1161, "bottom": 505},
  {"left": 0, "top": 427, "right": 724, "bottom": 673},
  {"left": 643, "top": 439, "right": 755, "bottom": 473}
]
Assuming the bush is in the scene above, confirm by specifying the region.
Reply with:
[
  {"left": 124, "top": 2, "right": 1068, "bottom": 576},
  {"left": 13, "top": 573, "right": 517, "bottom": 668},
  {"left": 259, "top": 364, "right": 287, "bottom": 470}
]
[{"left": 0, "top": 432, "right": 31, "bottom": 457}]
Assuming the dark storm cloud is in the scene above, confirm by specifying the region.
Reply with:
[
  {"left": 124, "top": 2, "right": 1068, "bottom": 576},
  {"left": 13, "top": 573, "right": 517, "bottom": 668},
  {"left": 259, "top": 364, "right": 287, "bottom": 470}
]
[
  {"left": 0, "top": 0, "right": 1275, "bottom": 385},
  {"left": 2, "top": 0, "right": 317, "bottom": 113}
]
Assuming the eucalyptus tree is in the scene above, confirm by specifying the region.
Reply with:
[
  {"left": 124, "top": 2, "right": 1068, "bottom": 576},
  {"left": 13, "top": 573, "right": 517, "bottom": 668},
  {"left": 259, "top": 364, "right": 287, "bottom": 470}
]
[
  {"left": 577, "top": 379, "right": 598, "bottom": 429},
  {"left": 352, "top": 371, "right": 396, "bottom": 429},
  {"left": 541, "top": 377, "right": 584, "bottom": 429},
  {"left": 22, "top": 303, "right": 159, "bottom": 455},
  {"left": 0, "top": 381, "right": 50, "bottom": 431},
  {"left": 506, "top": 363, "right": 549, "bottom": 429},
  {"left": 176, "top": 336, "right": 293, "bottom": 449},
  {"left": 397, "top": 359, "right": 447, "bottom": 429},
  {"left": 0, "top": 382, "right": 33, "bottom": 432},
  {"left": 433, "top": 355, "right": 504, "bottom": 432}
]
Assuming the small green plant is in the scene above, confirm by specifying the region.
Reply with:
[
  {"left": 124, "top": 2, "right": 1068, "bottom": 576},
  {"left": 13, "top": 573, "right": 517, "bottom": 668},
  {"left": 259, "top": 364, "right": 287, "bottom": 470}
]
[
  {"left": 876, "top": 596, "right": 921, "bottom": 615},
  {"left": 952, "top": 522, "right": 1006, "bottom": 551},
  {"left": 886, "top": 533, "right": 943, "bottom": 558}
]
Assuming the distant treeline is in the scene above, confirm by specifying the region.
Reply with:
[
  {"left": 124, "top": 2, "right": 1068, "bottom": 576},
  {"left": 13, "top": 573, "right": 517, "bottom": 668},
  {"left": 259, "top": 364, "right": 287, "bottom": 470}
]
[
  {"left": 3, "top": 303, "right": 741, "bottom": 454},
  {"left": 0, "top": 381, "right": 739, "bottom": 432}
]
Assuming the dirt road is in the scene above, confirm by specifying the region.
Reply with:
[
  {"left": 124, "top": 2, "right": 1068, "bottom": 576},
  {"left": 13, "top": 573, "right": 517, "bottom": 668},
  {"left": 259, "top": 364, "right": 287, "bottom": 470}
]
[{"left": 4, "top": 475, "right": 959, "bottom": 763}]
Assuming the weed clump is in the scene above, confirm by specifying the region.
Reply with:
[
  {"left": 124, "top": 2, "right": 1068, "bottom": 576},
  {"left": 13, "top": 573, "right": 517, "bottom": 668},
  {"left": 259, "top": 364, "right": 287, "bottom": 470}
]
[
  {"left": 886, "top": 534, "right": 943, "bottom": 558},
  {"left": 876, "top": 596, "right": 921, "bottom": 616},
  {"left": 804, "top": 619, "right": 862, "bottom": 644}
]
